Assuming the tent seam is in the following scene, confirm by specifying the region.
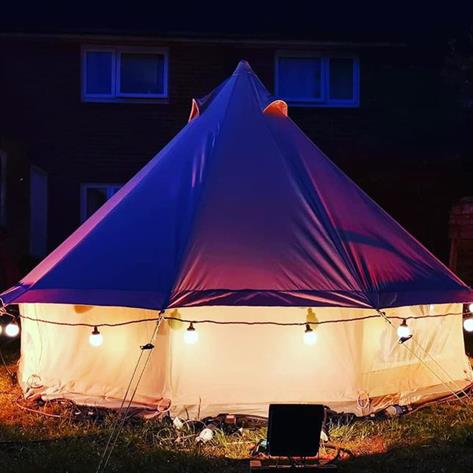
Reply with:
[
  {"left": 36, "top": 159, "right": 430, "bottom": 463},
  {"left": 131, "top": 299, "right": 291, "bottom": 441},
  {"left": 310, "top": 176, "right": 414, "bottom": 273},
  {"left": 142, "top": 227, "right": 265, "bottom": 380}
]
[
  {"left": 259, "top": 114, "right": 367, "bottom": 297},
  {"left": 163, "top": 75, "right": 241, "bottom": 309}
]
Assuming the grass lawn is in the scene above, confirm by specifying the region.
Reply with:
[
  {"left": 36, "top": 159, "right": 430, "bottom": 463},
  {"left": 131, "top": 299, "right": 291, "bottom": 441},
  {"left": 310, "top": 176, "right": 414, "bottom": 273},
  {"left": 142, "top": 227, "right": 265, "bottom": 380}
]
[{"left": 1, "top": 344, "right": 473, "bottom": 472}]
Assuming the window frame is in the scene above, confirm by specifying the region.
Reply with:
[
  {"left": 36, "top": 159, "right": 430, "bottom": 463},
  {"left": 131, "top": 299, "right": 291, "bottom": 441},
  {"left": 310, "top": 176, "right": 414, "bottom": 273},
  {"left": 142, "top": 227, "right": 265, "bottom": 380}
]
[
  {"left": 274, "top": 51, "right": 360, "bottom": 108},
  {"left": 80, "top": 183, "right": 122, "bottom": 222},
  {"left": 81, "top": 46, "right": 169, "bottom": 102},
  {"left": 275, "top": 53, "right": 326, "bottom": 104},
  {"left": 116, "top": 48, "right": 168, "bottom": 98},
  {"left": 81, "top": 47, "right": 116, "bottom": 99}
]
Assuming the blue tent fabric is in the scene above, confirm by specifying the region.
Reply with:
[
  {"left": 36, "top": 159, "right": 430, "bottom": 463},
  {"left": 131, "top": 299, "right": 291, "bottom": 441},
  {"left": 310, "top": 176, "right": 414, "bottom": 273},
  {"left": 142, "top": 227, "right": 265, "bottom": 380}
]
[{"left": 1, "top": 61, "right": 472, "bottom": 311}]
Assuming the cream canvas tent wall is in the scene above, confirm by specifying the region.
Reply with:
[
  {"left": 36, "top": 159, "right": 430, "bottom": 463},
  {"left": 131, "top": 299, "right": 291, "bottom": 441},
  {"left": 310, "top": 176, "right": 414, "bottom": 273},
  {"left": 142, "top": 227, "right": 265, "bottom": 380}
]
[
  {"left": 2, "top": 61, "right": 473, "bottom": 418},
  {"left": 18, "top": 303, "right": 472, "bottom": 418}
]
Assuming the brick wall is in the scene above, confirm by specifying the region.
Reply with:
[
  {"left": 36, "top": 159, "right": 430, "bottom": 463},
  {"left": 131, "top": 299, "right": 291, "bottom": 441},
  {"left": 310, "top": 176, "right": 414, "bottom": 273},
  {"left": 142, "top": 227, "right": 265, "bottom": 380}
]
[{"left": 0, "top": 35, "right": 471, "bottom": 266}]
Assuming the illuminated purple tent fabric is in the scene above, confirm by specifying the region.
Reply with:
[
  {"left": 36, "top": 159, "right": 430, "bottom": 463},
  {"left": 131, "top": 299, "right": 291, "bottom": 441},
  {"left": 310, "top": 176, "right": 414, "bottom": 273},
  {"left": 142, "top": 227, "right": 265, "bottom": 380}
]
[{"left": 2, "top": 61, "right": 472, "bottom": 311}]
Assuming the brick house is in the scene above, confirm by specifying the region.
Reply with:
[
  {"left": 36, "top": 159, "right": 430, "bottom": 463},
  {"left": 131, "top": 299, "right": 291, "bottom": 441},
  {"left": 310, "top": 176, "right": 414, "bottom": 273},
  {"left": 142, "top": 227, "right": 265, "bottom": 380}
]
[{"left": 0, "top": 12, "right": 472, "bottom": 288}]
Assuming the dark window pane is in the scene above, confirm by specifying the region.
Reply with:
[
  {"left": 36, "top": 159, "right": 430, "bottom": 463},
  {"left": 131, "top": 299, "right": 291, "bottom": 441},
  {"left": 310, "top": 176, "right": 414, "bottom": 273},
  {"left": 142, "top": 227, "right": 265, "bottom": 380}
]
[
  {"left": 329, "top": 58, "right": 354, "bottom": 100},
  {"left": 120, "top": 53, "right": 165, "bottom": 95},
  {"left": 85, "top": 51, "right": 113, "bottom": 95},
  {"left": 278, "top": 57, "right": 321, "bottom": 100},
  {"left": 86, "top": 187, "right": 108, "bottom": 218}
]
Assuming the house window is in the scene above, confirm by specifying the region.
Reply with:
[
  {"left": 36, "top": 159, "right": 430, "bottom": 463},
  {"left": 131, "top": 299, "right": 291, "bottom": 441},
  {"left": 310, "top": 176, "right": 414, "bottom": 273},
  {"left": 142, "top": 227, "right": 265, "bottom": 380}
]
[
  {"left": 275, "top": 53, "right": 359, "bottom": 107},
  {"left": 80, "top": 184, "right": 122, "bottom": 222},
  {"left": 82, "top": 47, "right": 168, "bottom": 101}
]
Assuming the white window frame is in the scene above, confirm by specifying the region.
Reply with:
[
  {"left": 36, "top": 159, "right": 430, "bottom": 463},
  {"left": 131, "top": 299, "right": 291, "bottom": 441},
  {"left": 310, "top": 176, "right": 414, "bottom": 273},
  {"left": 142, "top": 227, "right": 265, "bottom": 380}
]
[
  {"left": 275, "top": 51, "right": 360, "bottom": 108},
  {"left": 81, "top": 46, "right": 169, "bottom": 102},
  {"left": 81, "top": 47, "right": 116, "bottom": 100},
  {"left": 80, "top": 183, "right": 122, "bottom": 222},
  {"left": 116, "top": 49, "right": 168, "bottom": 98}
]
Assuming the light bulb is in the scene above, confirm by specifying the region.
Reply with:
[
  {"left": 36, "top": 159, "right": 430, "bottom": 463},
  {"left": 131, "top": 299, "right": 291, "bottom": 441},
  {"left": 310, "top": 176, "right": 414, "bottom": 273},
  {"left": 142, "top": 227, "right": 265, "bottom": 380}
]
[
  {"left": 89, "top": 326, "right": 103, "bottom": 347},
  {"left": 196, "top": 427, "right": 214, "bottom": 443},
  {"left": 184, "top": 323, "right": 198, "bottom": 344},
  {"left": 397, "top": 319, "right": 412, "bottom": 339},
  {"left": 303, "top": 324, "right": 317, "bottom": 345},
  {"left": 5, "top": 321, "right": 20, "bottom": 337},
  {"left": 469, "top": 303, "right": 473, "bottom": 313},
  {"left": 463, "top": 317, "right": 473, "bottom": 332},
  {"left": 173, "top": 416, "right": 184, "bottom": 430}
]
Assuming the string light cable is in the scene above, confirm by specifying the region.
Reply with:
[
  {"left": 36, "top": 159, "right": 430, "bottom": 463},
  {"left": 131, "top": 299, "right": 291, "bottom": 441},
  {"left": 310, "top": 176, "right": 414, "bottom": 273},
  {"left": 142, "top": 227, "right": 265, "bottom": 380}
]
[
  {"left": 2, "top": 306, "right": 473, "bottom": 398},
  {"left": 2, "top": 306, "right": 473, "bottom": 351},
  {"left": 2, "top": 308, "right": 471, "bottom": 330}
]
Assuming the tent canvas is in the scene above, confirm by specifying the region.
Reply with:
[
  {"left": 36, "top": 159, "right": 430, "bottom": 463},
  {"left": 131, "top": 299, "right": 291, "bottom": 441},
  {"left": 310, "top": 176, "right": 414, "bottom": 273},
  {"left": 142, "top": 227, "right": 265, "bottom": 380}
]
[
  {"left": 18, "top": 303, "right": 472, "bottom": 418},
  {"left": 2, "top": 61, "right": 473, "bottom": 417}
]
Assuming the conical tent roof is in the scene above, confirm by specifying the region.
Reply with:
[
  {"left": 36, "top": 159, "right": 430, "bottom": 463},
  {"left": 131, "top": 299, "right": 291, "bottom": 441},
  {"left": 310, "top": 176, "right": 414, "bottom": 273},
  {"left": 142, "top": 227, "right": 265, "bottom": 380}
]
[{"left": 2, "top": 61, "right": 472, "bottom": 310}]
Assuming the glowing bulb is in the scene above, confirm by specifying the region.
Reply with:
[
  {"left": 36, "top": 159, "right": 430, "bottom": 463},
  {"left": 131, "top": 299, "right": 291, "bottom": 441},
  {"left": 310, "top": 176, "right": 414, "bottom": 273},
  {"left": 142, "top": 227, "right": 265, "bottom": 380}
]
[
  {"left": 89, "top": 326, "right": 103, "bottom": 347},
  {"left": 184, "top": 323, "right": 198, "bottom": 344},
  {"left": 469, "top": 303, "right": 473, "bottom": 313},
  {"left": 397, "top": 319, "right": 412, "bottom": 339},
  {"left": 5, "top": 321, "right": 19, "bottom": 337},
  {"left": 303, "top": 324, "right": 317, "bottom": 345},
  {"left": 463, "top": 317, "right": 473, "bottom": 332}
]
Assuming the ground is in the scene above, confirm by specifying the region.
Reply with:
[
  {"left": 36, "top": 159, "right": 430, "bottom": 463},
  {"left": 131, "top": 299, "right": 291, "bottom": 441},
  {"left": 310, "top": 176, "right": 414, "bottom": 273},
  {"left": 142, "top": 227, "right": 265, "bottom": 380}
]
[{"left": 1, "top": 343, "right": 473, "bottom": 473}]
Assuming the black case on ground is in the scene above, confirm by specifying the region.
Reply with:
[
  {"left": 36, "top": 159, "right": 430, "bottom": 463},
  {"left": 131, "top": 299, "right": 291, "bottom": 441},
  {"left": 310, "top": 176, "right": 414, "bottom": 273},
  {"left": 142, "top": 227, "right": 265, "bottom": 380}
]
[{"left": 267, "top": 404, "right": 325, "bottom": 457}]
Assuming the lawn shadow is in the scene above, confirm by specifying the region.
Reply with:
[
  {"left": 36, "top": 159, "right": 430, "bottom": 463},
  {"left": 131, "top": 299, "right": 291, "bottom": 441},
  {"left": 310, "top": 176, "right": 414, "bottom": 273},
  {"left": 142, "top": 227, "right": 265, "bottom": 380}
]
[
  {"left": 0, "top": 429, "right": 250, "bottom": 473},
  {"left": 338, "top": 440, "right": 473, "bottom": 473}
]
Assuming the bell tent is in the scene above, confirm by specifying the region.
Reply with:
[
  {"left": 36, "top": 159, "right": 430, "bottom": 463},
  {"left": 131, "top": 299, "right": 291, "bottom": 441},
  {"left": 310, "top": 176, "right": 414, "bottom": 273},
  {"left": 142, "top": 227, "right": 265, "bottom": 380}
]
[{"left": 1, "top": 61, "right": 472, "bottom": 417}]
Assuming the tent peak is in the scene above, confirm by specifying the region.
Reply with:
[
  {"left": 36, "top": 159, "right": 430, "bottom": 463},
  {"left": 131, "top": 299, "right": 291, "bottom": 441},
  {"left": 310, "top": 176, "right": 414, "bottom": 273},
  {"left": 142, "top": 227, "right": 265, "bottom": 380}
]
[
  {"left": 188, "top": 60, "right": 273, "bottom": 122},
  {"left": 233, "top": 60, "right": 254, "bottom": 76}
]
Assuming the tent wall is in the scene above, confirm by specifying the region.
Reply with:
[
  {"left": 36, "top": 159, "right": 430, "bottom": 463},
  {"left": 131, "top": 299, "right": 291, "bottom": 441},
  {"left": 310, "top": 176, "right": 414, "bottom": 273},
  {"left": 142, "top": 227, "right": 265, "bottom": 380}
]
[
  {"left": 19, "top": 304, "right": 171, "bottom": 409},
  {"left": 18, "top": 303, "right": 472, "bottom": 417}
]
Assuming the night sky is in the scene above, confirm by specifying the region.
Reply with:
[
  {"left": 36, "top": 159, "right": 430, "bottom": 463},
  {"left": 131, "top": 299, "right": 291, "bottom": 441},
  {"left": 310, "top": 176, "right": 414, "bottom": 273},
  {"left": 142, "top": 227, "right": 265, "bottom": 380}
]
[{"left": 1, "top": 0, "right": 472, "bottom": 44}]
